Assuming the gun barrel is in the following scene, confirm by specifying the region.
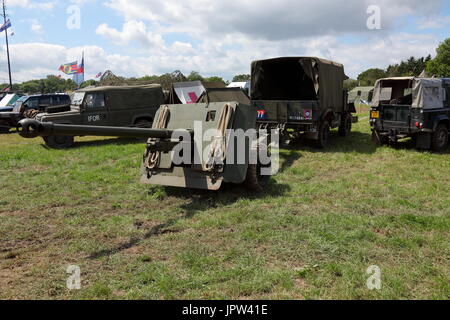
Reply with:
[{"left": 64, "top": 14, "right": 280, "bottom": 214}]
[{"left": 17, "top": 119, "right": 188, "bottom": 139}]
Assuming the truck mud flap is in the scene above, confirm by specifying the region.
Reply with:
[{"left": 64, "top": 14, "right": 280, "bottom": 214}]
[
  {"left": 416, "top": 132, "right": 431, "bottom": 150},
  {"left": 304, "top": 131, "right": 319, "bottom": 140}
]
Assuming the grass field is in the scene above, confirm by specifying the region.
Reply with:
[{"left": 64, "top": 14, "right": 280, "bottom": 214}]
[{"left": 0, "top": 114, "right": 449, "bottom": 299}]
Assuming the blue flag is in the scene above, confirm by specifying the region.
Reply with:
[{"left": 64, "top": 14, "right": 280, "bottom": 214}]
[{"left": 0, "top": 20, "right": 11, "bottom": 33}]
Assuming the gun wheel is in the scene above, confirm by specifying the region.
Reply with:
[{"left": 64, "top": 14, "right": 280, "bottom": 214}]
[
  {"left": 43, "top": 135, "right": 74, "bottom": 149},
  {"left": 245, "top": 163, "right": 270, "bottom": 191}
]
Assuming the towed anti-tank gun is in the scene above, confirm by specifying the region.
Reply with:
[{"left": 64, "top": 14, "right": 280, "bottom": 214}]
[{"left": 18, "top": 101, "right": 276, "bottom": 191}]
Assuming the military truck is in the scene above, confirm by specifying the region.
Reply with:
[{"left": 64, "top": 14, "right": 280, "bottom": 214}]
[
  {"left": 33, "top": 85, "right": 165, "bottom": 148},
  {"left": 251, "top": 57, "right": 356, "bottom": 147},
  {"left": 370, "top": 77, "right": 450, "bottom": 152},
  {"left": 17, "top": 99, "right": 273, "bottom": 191},
  {"left": 0, "top": 94, "right": 70, "bottom": 133}
]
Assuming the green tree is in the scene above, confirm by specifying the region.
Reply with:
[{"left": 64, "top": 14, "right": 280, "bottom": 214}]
[
  {"left": 80, "top": 79, "right": 98, "bottom": 88},
  {"left": 426, "top": 38, "right": 450, "bottom": 77},
  {"left": 232, "top": 74, "right": 251, "bottom": 82},
  {"left": 357, "top": 68, "right": 387, "bottom": 86},
  {"left": 187, "top": 71, "right": 204, "bottom": 81},
  {"left": 203, "top": 76, "right": 226, "bottom": 84},
  {"left": 344, "top": 78, "right": 358, "bottom": 91}
]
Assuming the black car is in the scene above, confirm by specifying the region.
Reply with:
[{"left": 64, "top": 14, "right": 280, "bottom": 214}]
[{"left": 0, "top": 94, "right": 71, "bottom": 132}]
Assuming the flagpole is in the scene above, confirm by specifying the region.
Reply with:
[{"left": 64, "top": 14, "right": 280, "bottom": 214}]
[
  {"left": 2, "top": 0, "right": 12, "bottom": 89},
  {"left": 82, "top": 50, "right": 85, "bottom": 86}
]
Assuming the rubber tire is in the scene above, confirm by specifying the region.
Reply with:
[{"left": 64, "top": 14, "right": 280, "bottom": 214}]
[
  {"left": 314, "top": 121, "right": 330, "bottom": 148},
  {"left": 338, "top": 114, "right": 352, "bottom": 137},
  {"left": 371, "top": 130, "right": 388, "bottom": 145},
  {"left": 44, "top": 135, "right": 74, "bottom": 149},
  {"left": 245, "top": 163, "right": 270, "bottom": 192},
  {"left": 134, "top": 119, "right": 152, "bottom": 128},
  {"left": 431, "top": 124, "right": 448, "bottom": 152}
]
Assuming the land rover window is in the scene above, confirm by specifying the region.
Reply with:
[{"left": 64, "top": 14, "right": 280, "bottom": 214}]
[
  {"left": 445, "top": 85, "right": 450, "bottom": 105},
  {"left": 25, "top": 97, "right": 39, "bottom": 110},
  {"left": 72, "top": 92, "right": 85, "bottom": 106},
  {"left": 39, "top": 97, "right": 51, "bottom": 106},
  {"left": 84, "top": 93, "right": 105, "bottom": 109},
  {"left": 59, "top": 95, "right": 71, "bottom": 105}
]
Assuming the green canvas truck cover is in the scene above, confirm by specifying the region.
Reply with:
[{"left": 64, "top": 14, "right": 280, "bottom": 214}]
[
  {"left": 78, "top": 84, "right": 164, "bottom": 110},
  {"left": 197, "top": 87, "right": 250, "bottom": 105},
  {"left": 251, "top": 57, "right": 348, "bottom": 112}
]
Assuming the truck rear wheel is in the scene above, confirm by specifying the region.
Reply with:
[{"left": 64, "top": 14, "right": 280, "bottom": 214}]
[
  {"left": 314, "top": 121, "right": 330, "bottom": 148},
  {"left": 43, "top": 135, "right": 74, "bottom": 149},
  {"left": 338, "top": 114, "right": 352, "bottom": 137},
  {"left": 431, "top": 124, "right": 448, "bottom": 152}
]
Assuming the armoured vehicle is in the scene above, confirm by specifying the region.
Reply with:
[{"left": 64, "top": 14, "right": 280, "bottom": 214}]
[
  {"left": 370, "top": 77, "right": 450, "bottom": 152},
  {"left": 0, "top": 94, "right": 70, "bottom": 133},
  {"left": 251, "top": 57, "right": 356, "bottom": 147},
  {"left": 34, "top": 85, "right": 165, "bottom": 148},
  {"left": 17, "top": 101, "right": 273, "bottom": 191}
]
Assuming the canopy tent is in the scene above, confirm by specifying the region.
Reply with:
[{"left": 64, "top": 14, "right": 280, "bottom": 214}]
[
  {"left": 348, "top": 86, "right": 374, "bottom": 103},
  {"left": 227, "top": 81, "right": 250, "bottom": 90},
  {"left": 169, "top": 81, "right": 226, "bottom": 104},
  {"left": 0, "top": 93, "right": 20, "bottom": 107},
  {"left": 371, "top": 77, "right": 445, "bottom": 109},
  {"left": 251, "top": 57, "right": 348, "bottom": 112}
]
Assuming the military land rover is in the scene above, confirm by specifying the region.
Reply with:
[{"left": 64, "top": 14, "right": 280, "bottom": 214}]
[
  {"left": 370, "top": 77, "right": 450, "bottom": 152},
  {"left": 33, "top": 84, "right": 165, "bottom": 148},
  {"left": 0, "top": 94, "right": 70, "bottom": 133},
  {"left": 251, "top": 57, "right": 357, "bottom": 147}
]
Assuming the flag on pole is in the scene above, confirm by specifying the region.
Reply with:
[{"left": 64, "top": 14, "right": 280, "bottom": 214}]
[
  {"left": 0, "top": 20, "right": 11, "bottom": 33},
  {"left": 95, "top": 72, "right": 102, "bottom": 78},
  {"left": 72, "top": 53, "right": 85, "bottom": 87},
  {"left": 59, "top": 61, "right": 78, "bottom": 75}
]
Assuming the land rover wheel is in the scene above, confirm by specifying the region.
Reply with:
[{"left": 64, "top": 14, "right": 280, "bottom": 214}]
[
  {"left": 134, "top": 119, "right": 152, "bottom": 128},
  {"left": 245, "top": 163, "right": 270, "bottom": 191},
  {"left": 431, "top": 124, "right": 448, "bottom": 152},
  {"left": 0, "top": 126, "right": 10, "bottom": 133},
  {"left": 44, "top": 135, "right": 74, "bottom": 149},
  {"left": 315, "top": 121, "right": 330, "bottom": 148},
  {"left": 338, "top": 114, "right": 352, "bottom": 137}
]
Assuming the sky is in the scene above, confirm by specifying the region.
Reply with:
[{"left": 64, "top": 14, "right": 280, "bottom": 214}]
[{"left": 0, "top": 0, "right": 449, "bottom": 83}]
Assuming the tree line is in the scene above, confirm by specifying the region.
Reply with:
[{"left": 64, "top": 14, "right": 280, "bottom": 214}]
[
  {"left": 2, "top": 38, "right": 447, "bottom": 94},
  {"left": 346, "top": 37, "right": 449, "bottom": 90},
  {"left": 0, "top": 70, "right": 252, "bottom": 95}
]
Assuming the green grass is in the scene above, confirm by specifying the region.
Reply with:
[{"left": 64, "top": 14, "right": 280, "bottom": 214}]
[{"left": 0, "top": 113, "right": 449, "bottom": 299}]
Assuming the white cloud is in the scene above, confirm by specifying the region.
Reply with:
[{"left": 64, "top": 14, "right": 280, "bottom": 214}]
[
  {"left": 418, "top": 15, "right": 450, "bottom": 29},
  {"left": 8, "top": 0, "right": 56, "bottom": 10},
  {"left": 96, "top": 21, "right": 164, "bottom": 48},
  {"left": 30, "top": 20, "right": 44, "bottom": 34},
  {"left": 0, "top": 30, "right": 440, "bottom": 84},
  {"left": 102, "top": 0, "right": 444, "bottom": 40},
  {"left": 0, "top": 0, "right": 445, "bottom": 83}
]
